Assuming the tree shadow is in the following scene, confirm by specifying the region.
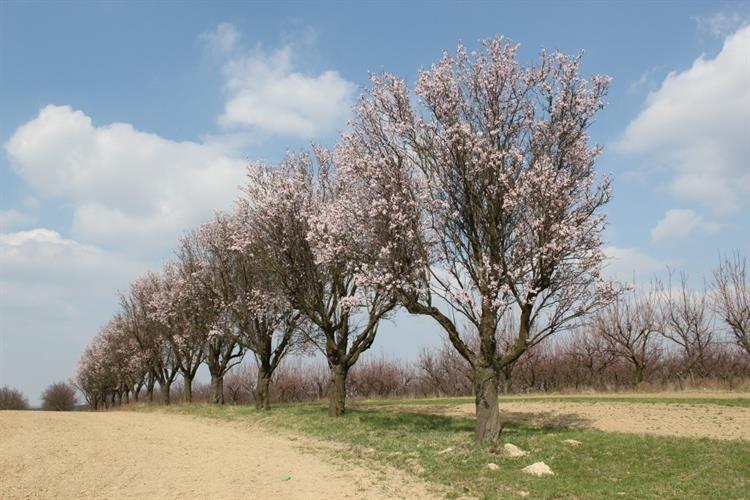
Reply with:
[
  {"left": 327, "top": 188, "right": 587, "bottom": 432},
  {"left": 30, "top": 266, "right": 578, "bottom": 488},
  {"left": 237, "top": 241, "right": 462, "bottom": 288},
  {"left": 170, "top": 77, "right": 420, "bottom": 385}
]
[
  {"left": 500, "top": 410, "right": 593, "bottom": 433},
  {"left": 348, "top": 408, "right": 475, "bottom": 434}
]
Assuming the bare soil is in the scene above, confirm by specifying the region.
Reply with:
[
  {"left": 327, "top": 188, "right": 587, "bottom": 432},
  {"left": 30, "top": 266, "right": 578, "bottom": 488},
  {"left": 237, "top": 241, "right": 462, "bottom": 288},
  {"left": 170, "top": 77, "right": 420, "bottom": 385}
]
[
  {"left": 0, "top": 411, "right": 436, "bottom": 499},
  {"left": 426, "top": 400, "right": 750, "bottom": 441},
  {"left": 495, "top": 390, "right": 750, "bottom": 400}
]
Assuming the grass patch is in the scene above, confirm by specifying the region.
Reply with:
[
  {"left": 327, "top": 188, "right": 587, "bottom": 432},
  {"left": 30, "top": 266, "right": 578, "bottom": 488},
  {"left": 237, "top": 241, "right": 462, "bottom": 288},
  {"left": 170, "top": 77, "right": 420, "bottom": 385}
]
[{"left": 138, "top": 400, "right": 750, "bottom": 499}]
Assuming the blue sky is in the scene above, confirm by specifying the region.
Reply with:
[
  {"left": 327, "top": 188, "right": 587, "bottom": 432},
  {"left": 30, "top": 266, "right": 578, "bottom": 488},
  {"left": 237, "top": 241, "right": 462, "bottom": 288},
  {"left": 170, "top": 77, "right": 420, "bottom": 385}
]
[{"left": 1, "top": 1, "right": 748, "bottom": 404}]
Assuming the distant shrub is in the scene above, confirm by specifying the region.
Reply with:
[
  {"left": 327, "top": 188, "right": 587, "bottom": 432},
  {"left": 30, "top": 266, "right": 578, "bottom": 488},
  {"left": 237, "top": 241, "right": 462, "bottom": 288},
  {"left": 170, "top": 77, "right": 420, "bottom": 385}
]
[
  {"left": 41, "top": 382, "right": 77, "bottom": 411},
  {"left": 0, "top": 386, "right": 29, "bottom": 410}
]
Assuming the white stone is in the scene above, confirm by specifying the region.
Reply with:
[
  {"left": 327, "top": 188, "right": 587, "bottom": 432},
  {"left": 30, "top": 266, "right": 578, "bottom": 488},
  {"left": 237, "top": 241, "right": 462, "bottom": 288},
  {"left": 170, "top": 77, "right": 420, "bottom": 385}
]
[
  {"left": 522, "top": 461, "right": 554, "bottom": 476},
  {"left": 502, "top": 443, "right": 528, "bottom": 457}
]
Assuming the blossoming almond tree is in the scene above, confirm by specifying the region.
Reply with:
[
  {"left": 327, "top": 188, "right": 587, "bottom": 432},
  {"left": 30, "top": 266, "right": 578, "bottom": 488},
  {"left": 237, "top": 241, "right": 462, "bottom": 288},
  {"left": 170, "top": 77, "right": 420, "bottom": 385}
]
[
  {"left": 150, "top": 260, "right": 209, "bottom": 403},
  {"left": 120, "top": 272, "right": 181, "bottom": 405},
  {"left": 177, "top": 225, "right": 244, "bottom": 404},
  {"left": 338, "top": 36, "right": 619, "bottom": 440},
  {"left": 76, "top": 314, "right": 149, "bottom": 408},
  {"left": 191, "top": 213, "right": 301, "bottom": 409},
  {"left": 236, "top": 150, "right": 396, "bottom": 416}
]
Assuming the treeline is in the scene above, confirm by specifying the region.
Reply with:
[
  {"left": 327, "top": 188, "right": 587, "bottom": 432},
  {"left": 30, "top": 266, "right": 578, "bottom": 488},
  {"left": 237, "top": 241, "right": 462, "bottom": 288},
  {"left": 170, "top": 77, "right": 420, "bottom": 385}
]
[
  {"left": 77, "top": 253, "right": 750, "bottom": 410},
  {"left": 120, "top": 324, "right": 750, "bottom": 408},
  {"left": 74, "top": 36, "right": 749, "bottom": 441}
]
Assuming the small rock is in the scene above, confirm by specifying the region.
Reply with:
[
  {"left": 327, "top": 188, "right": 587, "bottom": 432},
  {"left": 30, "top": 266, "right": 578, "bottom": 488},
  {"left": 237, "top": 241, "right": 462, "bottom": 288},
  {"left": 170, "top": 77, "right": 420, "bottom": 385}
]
[
  {"left": 562, "top": 439, "right": 581, "bottom": 447},
  {"left": 503, "top": 443, "right": 528, "bottom": 457},
  {"left": 522, "top": 461, "right": 554, "bottom": 476},
  {"left": 518, "top": 492, "right": 530, "bottom": 498},
  {"left": 437, "top": 446, "right": 454, "bottom": 455},
  {"left": 487, "top": 462, "right": 500, "bottom": 470}
]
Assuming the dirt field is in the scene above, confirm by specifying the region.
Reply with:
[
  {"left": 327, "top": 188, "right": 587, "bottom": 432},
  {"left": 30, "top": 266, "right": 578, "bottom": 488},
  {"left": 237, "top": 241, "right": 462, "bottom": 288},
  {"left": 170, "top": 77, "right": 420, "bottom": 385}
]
[
  {"left": 425, "top": 400, "right": 750, "bottom": 441},
  {"left": 0, "top": 411, "right": 436, "bottom": 500}
]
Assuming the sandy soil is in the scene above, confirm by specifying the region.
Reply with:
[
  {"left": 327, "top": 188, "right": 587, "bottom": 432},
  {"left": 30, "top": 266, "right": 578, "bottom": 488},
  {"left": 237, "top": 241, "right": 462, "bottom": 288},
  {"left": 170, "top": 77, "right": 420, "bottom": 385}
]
[
  {"left": 425, "top": 401, "right": 750, "bottom": 441},
  {"left": 0, "top": 411, "right": 437, "bottom": 500},
  {"left": 495, "top": 390, "right": 750, "bottom": 400}
]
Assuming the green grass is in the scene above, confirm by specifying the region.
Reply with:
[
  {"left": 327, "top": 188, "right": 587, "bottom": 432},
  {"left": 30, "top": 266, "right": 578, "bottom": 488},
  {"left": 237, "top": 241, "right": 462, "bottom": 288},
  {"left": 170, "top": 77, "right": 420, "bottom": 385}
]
[{"left": 137, "top": 399, "right": 750, "bottom": 499}]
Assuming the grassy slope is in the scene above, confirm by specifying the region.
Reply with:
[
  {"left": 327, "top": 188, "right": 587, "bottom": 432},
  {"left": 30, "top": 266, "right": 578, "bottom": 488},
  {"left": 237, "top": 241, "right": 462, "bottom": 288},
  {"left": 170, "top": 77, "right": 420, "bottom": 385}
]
[{"left": 139, "top": 397, "right": 750, "bottom": 499}]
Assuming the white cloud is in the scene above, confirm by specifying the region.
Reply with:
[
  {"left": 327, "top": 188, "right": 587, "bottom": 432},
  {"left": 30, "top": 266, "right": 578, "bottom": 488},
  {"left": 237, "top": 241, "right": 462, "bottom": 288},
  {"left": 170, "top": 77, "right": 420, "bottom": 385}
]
[
  {"left": 618, "top": 25, "right": 750, "bottom": 214},
  {"left": 0, "top": 209, "right": 36, "bottom": 231},
  {"left": 215, "top": 26, "right": 356, "bottom": 138},
  {"left": 0, "top": 228, "right": 143, "bottom": 299},
  {"left": 199, "top": 22, "right": 240, "bottom": 54},
  {"left": 4, "top": 105, "right": 246, "bottom": 255},
  {"left": 603, "top": 246, "right": 669, "bottom": 282},
  {"left": 651, "top": 208, "right": 721, "bottom": 241},
  {"left": 695, "top": 11, "right": 748, "bottom": 38}
]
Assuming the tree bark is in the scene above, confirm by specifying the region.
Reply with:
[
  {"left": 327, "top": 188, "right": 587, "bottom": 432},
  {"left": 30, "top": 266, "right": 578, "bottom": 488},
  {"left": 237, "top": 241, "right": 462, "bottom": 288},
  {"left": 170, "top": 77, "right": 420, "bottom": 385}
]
[
  {"left": 500, "top": 371, "right": 512, "bottom": 394},
  {"left": 255, "top": 367, "right": 271, "bottom": 410},
  {"left": 146, "top": 375, "right": 155, "bottom": 403},
  {"left": 160, "top": 380, "right": 171, "bottom": 405},
  {"left": 210, "top": 374, "right": 224, "bottom": 404},
  {"left": 183, "top": 375, "right": 193, "bottom": 403},
  {"left": 474, "top": 365, "right": 502, "bottom": 442},
  {"left": 633, "top": 363, "right": 644, "bottom": 390},
  {"left": 328, "top": 363, "right": 348, "bottom": 417}
]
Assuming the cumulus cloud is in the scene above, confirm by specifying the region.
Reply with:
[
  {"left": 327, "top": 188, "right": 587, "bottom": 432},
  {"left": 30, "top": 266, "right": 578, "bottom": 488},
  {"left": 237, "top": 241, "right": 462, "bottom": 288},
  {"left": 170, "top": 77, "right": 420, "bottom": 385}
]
[
  {"left": 4, "top": 105, "right": 246, "bottom": 255},
  {"left": 214, "top": 24, "right": 356, "bottom": 138},
  {"left": 618, "top": 25, "right": 750, "bottom": 214},
  {"left": 0, "top": 209, "right": 36, "bottom": 231},
  {"left": 603, "top": 246, "right": 669, "bottom": 282},
  {"left": 651, "top": 208, "right": 721, "bottom": 241},
  {"left": 0, "top": 229, "right": 143, "bottom": 298}
]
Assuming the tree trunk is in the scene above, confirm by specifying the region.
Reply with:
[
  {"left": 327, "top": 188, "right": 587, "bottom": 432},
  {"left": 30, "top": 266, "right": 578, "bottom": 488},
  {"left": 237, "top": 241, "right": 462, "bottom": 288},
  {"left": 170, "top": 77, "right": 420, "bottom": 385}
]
[
  {"left": 474, "top": 365, "right": 502, "bottom": 442},
  {"left": 122, "top": 389, "right": 130, "bottom": 405},
  {"left": 255, "top": 367, "right": 271, "bottom": 410},
  {"left": 501, "top": 373, "right": 512, "bottom": 395},
  {"left": 146, "top": 376, "right": 155, "bottom": 403},
  {"left": 160, "top": 380, "right": 171, "bottom": 405},
  {"left": 183, "top": 375, "right": 193, "bottom": 403},
  {"left": 210, "top": 374, "right": 224, "bottom": 404},
  {"left": 634, "top": 363, "right": 644, "bottom": 390},
  {"left": 328, "top": 363, "right": 348, "bottom": 417}
]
